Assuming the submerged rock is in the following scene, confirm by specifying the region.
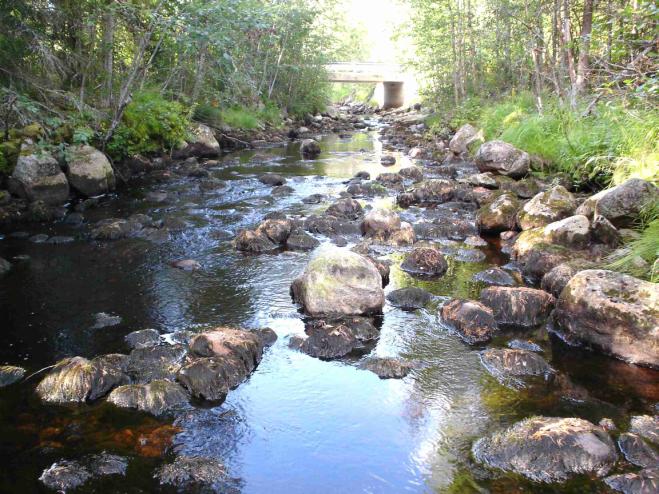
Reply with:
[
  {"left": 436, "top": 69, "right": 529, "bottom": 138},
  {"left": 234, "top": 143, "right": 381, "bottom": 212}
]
[
  {"left": 107, "top": 379, "right": 189, "bottom": 415},
  {"left": 291, "top": 246, "right": 384, "bottom": 316},
  {"left": 553, "top": 270, "right": 659, "bottom": 367},
  {"left": 472, "top": 267, "right": 517, "bottom": 287},
  {"left": 480, "top": 287, "right": 555, "bottom": 327},
  {"left": 386, "top": 287, "right": 432, "bottom": 310},
  {"left": 359, "top": 357, "right": 412, "bottom": 379},
  {"left": 300, "top": 138, "right": 321, "bottom": 158},
  {"left": 473, "top": 417, "right": 617, "bottom": 482},
  {"left": 156, "top": 456, "right": 226, "bottom": 489},
  {"left": 605, "top": 467, "right": 659, "bottom": 494},
  {"left": 0, "top": 365, "right": 25, "bottom": 387},
  {"left": 441, "top": 299, "right": 498, "bottom": 344},
  {"left": 171, "top": 259, "right": 201, "bottom": 271},
  {"left": 36, "top": 355, "right": 128, "bottom": 403},
  {"left": 479, "top": 348, "right": 553, "bottom": 386},
  {"left": 400, "top": 247, "right": 448, "bottom": 277}
]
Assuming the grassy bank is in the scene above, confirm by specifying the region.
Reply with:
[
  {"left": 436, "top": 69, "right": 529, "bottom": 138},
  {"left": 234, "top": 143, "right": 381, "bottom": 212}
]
[{"left": 430, "top": 92, "right": 658, "bottom": 190}]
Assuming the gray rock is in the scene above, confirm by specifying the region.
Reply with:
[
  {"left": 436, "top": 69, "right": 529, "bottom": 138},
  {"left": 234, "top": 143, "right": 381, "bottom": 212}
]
[
  {"left": 326, "top": 197, "right": 363, "bottom": 220},
  {"left": 300, "top": 139, "right": 321, "bottom": 158},
  {"left": 235, "top": 229, "right": 278, "bottom": 253},
  {"left": 107, "top": 379, "right": 189, "bottom": 415},
  {"left": 124, "top": 328, "right": 161, "bottom": 349},
  {"left": 507, "top": 339, "right": 542, "bottom": 352},
  {"left": 258, "top": 173, "right": 286, "bottom": 186},
  {"left": 291, "top": 246, "right": 384, "bottom": 317},
  {"left": 479, "top": 348, "right": 553, "bottom": 386},
  {"left": 126, "top": 344, "right": 187, "bottom": 383},
  {"left": 631, "top": 415, "right": 659, "bottom": 445},
  {"left": 473, "top": 416, "right": 617, "bottom": 482},
  {"left": 477, "top": 193, "right": 520, "bottom": 233},
  {"left": 517, "top": 186, "right": 576, "bottom": 230},
  {"left": 66, "top": 145, "right": 116, "bottom": 196},
  {"left": 286, "top": 232, "right": 320, "bottom": 251},
  {"left": 449, "top": 124, "right": 481, "bottom": 155},
  {"left": 386, "top": 287, "right": 432, "bottom": 310},
  {"left": 91, "top": 312, "right": 122, "bottom": 329},
  {"left": 618, "top": 433, "right": 659, "bottom": 468},
  {"left": 359, "top": 357, "right": 412, "bottom": 379},
  {"left": 156, "top": 456, "right": 226, "bottom": 489},
  {"left": 8, "top": 143, "right": 69, "bottom": 204},
  {"left": 553, "top": 270, "right": 659, "bottom": 367},
  {"left": 473, "top": 267, "right": 517, "bottom": 287},
  {"left": 39, "top": 460, "right": 91, "bottom": 491},
  {"left": 400, "top": 247, "right": 448, "bottom": 277},
  {"left": 171, "top": 259, "right": 201, "bottom": 271},
  {"left": 474, "top": 140, "right": 530, "bottom": 178},
  {"left": 605, "top": 467, "right": 659, "bottom": 494},
  {"left": 295, "top": 321, "right": 360, "bottom": 359},
  {"left": 381, "top": 155, "right": 396, "bottom": 166}
]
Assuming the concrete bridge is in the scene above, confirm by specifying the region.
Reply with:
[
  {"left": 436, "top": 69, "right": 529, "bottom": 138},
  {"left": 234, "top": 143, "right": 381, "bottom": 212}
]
[{"left": 325, "top": 62, "right": 417, "bottom": 109}]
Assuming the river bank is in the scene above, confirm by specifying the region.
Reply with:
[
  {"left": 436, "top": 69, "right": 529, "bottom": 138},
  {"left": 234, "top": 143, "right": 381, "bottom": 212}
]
[{"left": 0, "top": 107, "right": 657, "bottom": 493}]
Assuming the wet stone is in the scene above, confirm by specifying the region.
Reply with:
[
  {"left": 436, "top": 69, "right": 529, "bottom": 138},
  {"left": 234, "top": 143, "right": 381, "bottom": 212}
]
[
  {"left": 0, "top": 365, "right": 25, "bottom": 387},
  {"left": 126, "top": 344, "right": 187, "bottom": 383},
  {"left": 359, "top": 357, "right": 413, "bottom": 379},
  {"left": 618, "top": 433, "right": 659, "bottom": 468},
  {"left": 480, "top": 348, "right": 553, "bottom": 387},
  {"left": 171, "top": 259, "right": 202, "bottom": 271},
  {"left": 156, "top": 456, "right": 227, "bottom": 490},
  {"left": 29, "top": 233, "right": 49, "bottom": 243},
  {"left": 286, "top": 232, "right": 320, "bottom": 251},
  {"left": 441, "top": 299, "right": 498, "bottom": 344},
  {"left": 472, "top": 267, "right": 517, "bottom": 287},
  {"left": 605, "top": 467, "right": 659, "bottom": 494},
  {"left": 91, "top": 311, "right": 122, "bottom": 329},
  {"left": 386, "top": 287, "right": 432, "bottom": 310},
  {"left": 630, "top": 416, "right": 659, "bottom": 445},
  {"left": 400, "top": 247, "right": 448, "bottom": 277},
  {"left": 0, "top": 258, "right": 11, "bottom": 276},
  {"left": 39, "top": 460, "right": 91, "bottom": 492},
  {"left": 47, "top": 235, "right": 74, "bottom": 244},
  {"left": 302, "top": 193, "right": 325, "bottom": 204},
  {"left": 125, "top": 328, "right": 161, "bottom": 350},
  {"left": 255, "top": 327, "right": 278, "bottom": 347},
  {"left": 107, "top": 379, "right": 190, "bottom": 416},
  {"left": 453, "top": 248, "right": 486, "bottom": 262},
  {"left": 506, "top": 339, "right": 542, "bottom": 352},
  {"left": 480, "top": 287, "right": 555, "bottom": 327},
  {"left": 258, "top": 173, "right": 286, "bottom": 186}
]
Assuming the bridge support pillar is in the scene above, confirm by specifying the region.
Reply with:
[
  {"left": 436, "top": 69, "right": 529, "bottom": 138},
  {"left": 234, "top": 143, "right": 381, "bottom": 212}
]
[{"left": 383, "top": 82, "right": 404, "bottom": 109}]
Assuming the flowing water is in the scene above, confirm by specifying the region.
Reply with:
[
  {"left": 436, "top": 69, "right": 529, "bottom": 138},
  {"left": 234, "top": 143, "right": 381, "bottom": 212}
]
[{"left": 0, "top": 130, "right": 657, "bottom": 493}]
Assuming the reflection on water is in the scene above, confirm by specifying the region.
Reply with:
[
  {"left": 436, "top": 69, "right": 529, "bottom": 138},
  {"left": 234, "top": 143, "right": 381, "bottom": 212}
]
[{"left": 0, "top": 131, "right": 656, "bottom": 493}]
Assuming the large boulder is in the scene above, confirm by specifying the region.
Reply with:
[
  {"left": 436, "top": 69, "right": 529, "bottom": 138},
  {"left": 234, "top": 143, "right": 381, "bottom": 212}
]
[
  {"left": 449, "top": 124, "right": 481, "bottom": 155},
  {"left": 553, "top": 270, "right": 659, "bottom": 367},
  {"left": 474, "top": 140, "right": 530, "bottom": 179},
  {"left": 540, "top": 259, "right": 594, "bottom": 298},
  {"left": 400, "top": 247, "right": 448, "bottom": 277},
  {"left": 440, "top": 299, "right": 498, "bottom": 344},
  {"left": 401, "top": 179, "right": 457, "bottom": 206},
  {"left": 576, "top": 178, "right": 659, "bottom": 227},
  {"left": 477, "top": 193, "right": 520, "bottom": 233},
  {"left": 300, "top": 139, "right": 321, "bottom": 158},
  {"left": 191, "top": 124, "right": 221, "bottom": 156},
  {"left": 479, "top": 348, "right": 553, "bottom": 386},
  {"left": 542, "top": 214, "right": 591, "bottom": 248},
  {"left": 326, "top": 197, "right": 363, "bottom": 220},
  {"left": 517, "top": 186, "right": 576, "bottom": 230},
  {"left": 8, "top": 143, "right": 69, "bottom": 204},
  {"left": 235, "top": 229, "right": 277, "bottom": 253},
  {"left": 473, "top": 417, "right": 617, "bottom": 482},
  {"left": 291, "top": 246, "right": 384, "bottom": 316},
  {"left": 480, "top": 287, "right": 555, "bottom": 327},
  {"left": 189, "top": 328, "right": 263, "bottom": 368},
  {"left": 107, "top": 380, "right": 189, "bottom": 415},
  {"left": 66, "top": 145, "right": 116, "bottom": 197},
  {"left": 36, "top": 355, "right": 128, "bottom": 403}
]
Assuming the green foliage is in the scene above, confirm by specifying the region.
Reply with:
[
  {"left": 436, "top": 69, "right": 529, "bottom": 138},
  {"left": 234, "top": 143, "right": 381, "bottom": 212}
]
[
  {"left": 329, "top": 83, "right": 376, "bottom": 105},
  {"left": 0, "top": 139, "right": 20, "bottom": 175},
  {"left": 72, "top": 127, "right": 94, "bottom": 145},
  {"left": 107, "top": 92, "right": 190, "bottom": 160},
  {"left": 444, "top": 93, "right": 659, "bottom": 188},
  {"left": 607, "top": 203, "right": 659, "bottom": 281},
  {"left": 193, "top": 101, "right": 282, "bottom": 130}
]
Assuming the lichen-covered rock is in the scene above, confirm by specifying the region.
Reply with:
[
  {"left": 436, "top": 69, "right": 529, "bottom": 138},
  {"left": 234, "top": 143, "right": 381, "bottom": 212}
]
[
  {"left": 577, "top": 178, "right": 659, "bottom": 227},
  {"left": 479, "top": 348, "right": 553, "bottom": 386},
  {"left": 8, "top": 143, "right": 69, "bottom": 204},
  {"left": 540, "top": 260, "right": 594, "bottom": 298},
  {"left": 256, "top": 218, "right": 293, "bottom": 244},
  {"left": 156, "top": 456, "right": 226, "bottom": 489},
  {"left": 441, "top": 299, "right": 498, "bottom": 344},
  {"left": 542, "top": 214, "right": 591, "bottom": 248},
  {"left": 126, "top": 344, "right": 186, "bottom": 383},
  {"left": 359, "top": 357, "right": 412, "bottom": 379},
  {"left": 474, "top": 140, "right": 530, "bottom": 179},
  {"left": 189, "top": 123, "right": 221, "bottom": 156},
  {"left": 469, "top": 172, "right": 498, "bottom": 189},
  {"left": 477, "top": 193, "right": 520, "bottom": 233},
  {"left": 36, "top": 355, "right": 128, "bottom": 403},
  {"left": 480, "top": 287, "right": 555, "bottom": 327},
  {"left": 292, "top": 319, "right": 373, "bottom": 360},
  {"left": 107, "top": 380, "right": 189, "bottom": 415},
  {"left": 449, "top": 124, "right": 481, "bottom": 155},
  {"left": 0, "top": 365, "right": 25, "bottom": 387},
  {"left": 401, "top": 179, "right": 457, "bottom": 206},
  {"left": 66, "top": 145, "right": 116, "bottom": 197},
  {"left": 39, "top": 460, "right": 92, "bottom": 491},
  {"left": 605, "top": 467, "right": 659, "bottom": 494},
  {"left": 326, "top": 197, "right": 363, "bottom": 220},
  {"left": 386, "top": 287, "right": 432, "bottom": 310},
  {"left": 517, "top": 186, "right": 576, "bottom": 230},
  {"left": 473, "top": 417, "right": 617, "bottom": 482},
  {"left": 361, "top": 209, "right": 401, "bottom": 237},
  {"left": 400, "top": 247, "right": 448, "bottom": 277},
  {"left": 291, "top": 246, "right": 384, "bottom": 316},
  {"left": 300, "top": 138, "right": 321, "bottom": 158},
  {"left": 235, "top": 229, "right": 277, "bottom": 253},
  {"left": 553, "top": 270, "right": 659, "bottom": 367}
]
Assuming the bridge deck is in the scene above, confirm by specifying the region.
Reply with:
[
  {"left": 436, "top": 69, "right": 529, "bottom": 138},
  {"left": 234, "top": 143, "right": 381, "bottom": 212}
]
[{"left": 325, "top": 62, "right": 405, "bottom": 83}]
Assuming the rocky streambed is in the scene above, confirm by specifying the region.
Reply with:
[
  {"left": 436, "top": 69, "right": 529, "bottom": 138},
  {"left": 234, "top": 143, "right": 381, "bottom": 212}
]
[{"left": 0, "top": 109, "right": 658, "bottom": 493}]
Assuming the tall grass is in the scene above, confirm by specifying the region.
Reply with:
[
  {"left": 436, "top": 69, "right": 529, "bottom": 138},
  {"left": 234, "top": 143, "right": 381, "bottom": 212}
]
[
  {"left": 193, "top": 102, "right": 282, "bottom": 130},
  {"left": 443, "top": 93, "right": 659, "bottom": 189}
]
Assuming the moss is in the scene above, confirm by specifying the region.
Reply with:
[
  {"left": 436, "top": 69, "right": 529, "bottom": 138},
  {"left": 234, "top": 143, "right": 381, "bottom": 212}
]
[
  {"left": 0, "top": 139, "right": 21, "bottom": 175},
  {"left": 20, "top": 123, "right": 44, "bottom": 139}
]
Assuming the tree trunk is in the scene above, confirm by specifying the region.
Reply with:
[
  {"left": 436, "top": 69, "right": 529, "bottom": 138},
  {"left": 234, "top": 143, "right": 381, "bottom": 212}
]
[
  {"left": 102, "top": 5, "right": 115, "bottom": 109},
  {"left": 575, "top": 0, "right": 594, "bottom": 95}
]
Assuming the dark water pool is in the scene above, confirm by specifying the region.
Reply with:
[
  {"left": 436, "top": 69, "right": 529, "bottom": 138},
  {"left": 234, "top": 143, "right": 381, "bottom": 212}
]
[{"left": 0, "top": 130, "right": 657, "bottom": 493}]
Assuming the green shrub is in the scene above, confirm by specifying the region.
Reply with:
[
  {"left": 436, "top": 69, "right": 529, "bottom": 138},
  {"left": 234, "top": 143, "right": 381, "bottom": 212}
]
[
  {"left": 193, "top": 102, "right": 282, "bottom": 130},
  {"left": 107, "top": 91, "right": 190, "bottom": 160}
]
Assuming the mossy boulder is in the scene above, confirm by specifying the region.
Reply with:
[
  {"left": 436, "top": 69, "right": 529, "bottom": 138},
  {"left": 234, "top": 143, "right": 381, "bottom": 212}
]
[
  {"left": 473, "top": 417, "right": 617, "bottom": 482},
  {"left": 291, "top": 246, "right": 384, "bottom": 316},
  {"left": 553, "top": 270, "right": 659, "bottom": 367},
  {"left": 517, "top": 185, "right": 576, "bottom": 230},
  {"left": 8, "top": 142, "right": 69, "bottom": 204},
  {"left": 476, "top": 192, "right": 520, "bottom": 233},
  {"left": 480, "top": 286, "right": 555, "bottom": 327},
  {"left": 66, "top": 145, "right": 116, "bottom": 197}
]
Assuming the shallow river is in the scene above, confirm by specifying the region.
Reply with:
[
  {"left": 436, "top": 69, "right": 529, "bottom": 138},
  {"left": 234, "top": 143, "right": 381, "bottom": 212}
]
[{"left": 0, "top": 130, "right": 657, "bottom": 493}]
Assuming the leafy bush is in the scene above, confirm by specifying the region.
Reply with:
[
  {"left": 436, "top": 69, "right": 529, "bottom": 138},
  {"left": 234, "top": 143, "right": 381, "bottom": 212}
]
[{"left": 107, "top": 91, "right": 190, "bottom": 160}]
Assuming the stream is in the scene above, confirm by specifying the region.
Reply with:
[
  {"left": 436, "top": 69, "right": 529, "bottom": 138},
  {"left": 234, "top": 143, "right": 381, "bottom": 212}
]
[{"left": 0, "top": 128, "right": 657, "bottom": 493}]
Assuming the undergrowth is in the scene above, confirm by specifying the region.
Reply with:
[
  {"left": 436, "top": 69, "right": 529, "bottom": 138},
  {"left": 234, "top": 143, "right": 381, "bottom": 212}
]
[{"left": 193, "top": 101, "right": 282, "bottom": 130}]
